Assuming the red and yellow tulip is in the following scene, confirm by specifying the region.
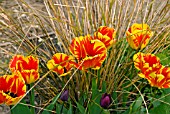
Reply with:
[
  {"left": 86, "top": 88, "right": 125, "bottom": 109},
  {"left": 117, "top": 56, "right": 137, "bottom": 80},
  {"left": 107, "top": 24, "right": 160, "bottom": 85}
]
[
  {"left": 69, "top": 35, "right": 107, "bottom": 70},
  {"left": 147, "top": 67, "right": 170, "bottom": 89},
  {"left": 47, "top": 53, "right": 75, "bottom": 76},
  {"left": 94, "top": 26, "right": 116, "bottom": 48},
  {"left": 126, "top": 23, "right": 153, "bottom": 50},
  {"left": 133, "top": 52, "right": 162, "bottom": 79},
  {"left": 9, "top": 55, "right": 39, "bottom": 84},
  {"left": 0, "top": 72, "right": 26, "bottom": 105},
  {"left": 133, "top": 52, "right": 170, "bottom": 88}
]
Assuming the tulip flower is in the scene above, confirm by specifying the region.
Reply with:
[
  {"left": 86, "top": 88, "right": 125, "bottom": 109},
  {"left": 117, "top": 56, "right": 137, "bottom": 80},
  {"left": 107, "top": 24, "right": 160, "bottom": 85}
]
[
  {"left": 47, "top": 53, "right": 75, "bottom": 76},
  {"left": 126, "top": 23, "right": 153, "bottom": 50},
  {"left": 60, "top": 90, "right": 69, "bottom": 101},
  {"left": 133, "top": 52, "right": 162, "bottom": 79},
  {"left": 147, "top": 67, "right": 170, "bottom": 89},
  {"left": 9, "top": 55, "right": 39, "bottom": 84},
  {"left": 100, "top": 93, "right": 112, "bottom": 109},
  {"left": 0, "top": 72, "right": 26, "bottom": 105},
  {"left": 69, "top": 35, "right": 107, "bottom": 70},
  {"left": 94, "top": 26, "right": 116, "bottom": 48}
]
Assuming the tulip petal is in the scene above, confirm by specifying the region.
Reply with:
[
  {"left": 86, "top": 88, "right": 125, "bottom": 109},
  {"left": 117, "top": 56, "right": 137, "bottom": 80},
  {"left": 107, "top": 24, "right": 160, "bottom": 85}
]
[
  {"left": 9, "top": 55, "right": 39, "bottom": 84},
  {"left": 94, "top": 26, "right": 116, "bottom": 48},
  {"left": 47, "top": 53, "right": 75, "bottom": 76},
  {"left": 0, "top": 72, "right": 26, "bottom": 105},
  {"left": 126, "top": 23, "right": 153, "bottom": 50},
  {"left": 70, "top": 35, "right": 107, "bottom": 70}
]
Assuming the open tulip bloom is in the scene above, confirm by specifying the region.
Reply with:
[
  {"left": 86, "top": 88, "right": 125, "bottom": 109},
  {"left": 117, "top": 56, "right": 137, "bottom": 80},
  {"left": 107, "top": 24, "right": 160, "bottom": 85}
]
[
  {"left": 94, "top": 26, "right": 116, "bottom": 48},
  {"left": 47, "top": 53, "right": 75, "bottom": 76},
  {"left": 133, "top": 52, "right": 170, "bottom": 88},
  {"left": 9, "top": 55, "right": 39, "bottom": 84},
  {"left": 0, "top": 72, "right": 26, "bottom": 105},
  {"left": 126, "top": 23, "right": 153, "bottom": 50},
  {"left": 133, "top": 52, "right": 162, "bottom": 78},
  {"left": 69, "top": 35, "right": 107, "bottom": 70}
]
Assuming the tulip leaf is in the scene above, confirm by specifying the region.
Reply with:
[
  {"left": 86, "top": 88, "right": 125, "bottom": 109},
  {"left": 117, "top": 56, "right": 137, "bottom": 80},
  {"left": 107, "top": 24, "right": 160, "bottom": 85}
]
[
  {"left": 56, "top": 102, "right": 68, "bottom": 114},
  {"left": 11, "top": 99, "right": 31, "bottom": 114},
  {"left": 42, "top": 93, "right": 60, "bottom": 114},
  {"left": 67, "top": 101, "right": 73, "bottom": 114},
  {"left": 102, "top": 109, "right": 110, "bottom": 114},
  {"left": 123, "top": 96, "right": 143, "bottom": 114},
  {"left": 149, "top": 88, "right": 170, "bottom": 114},
  {"left": 92, "top": 78, "right": 99, "bottom": 100},
  {"left": 76, "top": 102, "right": 86, "bottom": 114},
  {"left": 156, "top": 53, "right": 170, "bottom": 66}
]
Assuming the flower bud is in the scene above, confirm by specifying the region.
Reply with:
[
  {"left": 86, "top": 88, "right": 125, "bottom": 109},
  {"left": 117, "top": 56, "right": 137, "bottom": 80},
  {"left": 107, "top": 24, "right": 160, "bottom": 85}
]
[
  {"left": 100, "top": 93, "right": 112, "bottom": 109},
  {"left": 60, "top": 90, "right": 69, "bottom": 101}
]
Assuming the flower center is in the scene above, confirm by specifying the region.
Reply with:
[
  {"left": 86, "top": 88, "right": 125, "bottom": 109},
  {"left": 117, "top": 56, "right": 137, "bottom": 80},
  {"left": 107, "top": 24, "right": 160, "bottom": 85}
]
[
  {"left": 5, "top": 91, "right": 18, "bottom": 98},
  {"left": 64, "top": 67, "right": 67, "bottom": 73}
]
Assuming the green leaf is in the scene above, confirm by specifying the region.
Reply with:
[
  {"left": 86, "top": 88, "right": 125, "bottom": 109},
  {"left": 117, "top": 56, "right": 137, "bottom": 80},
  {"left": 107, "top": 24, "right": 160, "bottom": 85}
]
[
  {"left": 149, "top": 101, "right": 170, "bottom": 114},
  {"left": 92, "top": 78, "right": 98, "bottom": 100},
  {"left": 149, "top": 88, "right": 170, "bottom": 114},
  {"left": 11, "top": 100, "right": 31, "bottom": 114},
  {"left": 42, "top": 93, "right": 60, "bottom": 114},
  {"left": 56, "top": 103, "right": 68, "bottom": 114},
  {"left": 67, "top": 101, "right": 73, "bottom": 114},
  {"left": 89, "top": 93, "right": 103, "bottom": 114},
  {"left": 123, "top": 96, "right": 143, "bottom": 114},
  {"left": 156, "top": 53, "right": 170, "bottom": 66},
  {"left": 131, "top": 96, "right": 143, "bottom": 112},
  {"left": 89, "top": 102, "right": 101, "bottom": 114},
  {"left": 76, "top": 102, "right": 86, "bottom": 114},
  {"left": 102, "top": 109, "right": 110, "bottom": 114}
]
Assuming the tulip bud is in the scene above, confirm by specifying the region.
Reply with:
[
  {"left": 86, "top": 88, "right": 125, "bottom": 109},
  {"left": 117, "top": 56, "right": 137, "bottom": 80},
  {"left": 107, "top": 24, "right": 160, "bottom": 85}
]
[
  {"left": 60, "top": 90, "right": 69, "bottom": 101},
  {"left": 100, "top": 93, "right": 112, "bottom": 109}
]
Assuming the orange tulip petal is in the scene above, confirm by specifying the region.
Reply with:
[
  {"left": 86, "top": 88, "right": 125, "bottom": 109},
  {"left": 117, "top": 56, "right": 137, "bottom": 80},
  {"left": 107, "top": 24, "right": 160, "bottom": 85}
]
[
  {"left": 69, "top": 35, "right": 92, "bottom": 61},
  {"left": 147, "top": 67, "right": 170, "bottom": 89},
  {"left": 20, "top": 70, "right": 39, "bottom": 84},
  {"left": 0, "top": 72, "right": 26, "bottom": 105},
  {"left": 133, "top": 52, "right": 162, "bottom": 77},
  {"left": 47, "top": 53, "right": 75, "bottom": 76},
  {"left": 94, "top": 26, "right": 116, "bottom": 48},
  {"left": 9, "top": 55, "right": 39, "bottom": 84},
  {"left": 9, "top": 55, "right": 25, "bottom": 72},
  {"left": 70, "top": 34, "right": 107, "bottom": 70},
  {"left": 126, "top": 23, "right": 153, "bottom": 50}
]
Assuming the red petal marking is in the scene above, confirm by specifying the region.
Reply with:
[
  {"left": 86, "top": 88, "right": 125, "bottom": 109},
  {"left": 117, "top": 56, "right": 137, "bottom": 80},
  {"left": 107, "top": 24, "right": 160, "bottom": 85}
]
[
  {"left": 98, "top": 26, "right": 115, "bottom": 38},
  {"left": 9, "top": 55, "right": 25, "bottom": 71},
  {"left": 9, "top": 55, "right": 39, "bottom": 71},
  {"left": 128, "top": 27, "right": 131, "bottom": 33},
  {"left": 27, "top": 56, "right": 39, "bottom": 70},
  {"left": 0, "top": 74, "right": 26, "bottom": 105},
  {"left": 49, "top": 53, "right": 75, "bottom": 75},
  {"left": 69, "top": 37, "right": 87, "bottom": 61},
  {"left": 133, "top": 34, "right": 150, "bottom": 47}
]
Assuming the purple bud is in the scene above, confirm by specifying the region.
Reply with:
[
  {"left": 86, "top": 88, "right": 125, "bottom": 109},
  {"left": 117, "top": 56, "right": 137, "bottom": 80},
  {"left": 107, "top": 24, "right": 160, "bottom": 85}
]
[
  {"left": 100, "top": 93, "right": 111, "bottom": 109},
  {"left": 60, "top": 90, "right": 69, "bottom": 101}
]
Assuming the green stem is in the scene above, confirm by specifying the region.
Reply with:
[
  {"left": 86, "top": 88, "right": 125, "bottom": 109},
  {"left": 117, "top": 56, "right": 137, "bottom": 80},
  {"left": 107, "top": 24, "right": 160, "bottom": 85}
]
[{"left": 30, "top": 83, "right": 35, "bottom": 114}]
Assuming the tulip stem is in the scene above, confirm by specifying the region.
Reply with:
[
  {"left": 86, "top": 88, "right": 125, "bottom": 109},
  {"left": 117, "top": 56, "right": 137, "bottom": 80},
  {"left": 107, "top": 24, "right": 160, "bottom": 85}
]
[{"left": 29, "top": 83, "right": 35, "bottom": 114}]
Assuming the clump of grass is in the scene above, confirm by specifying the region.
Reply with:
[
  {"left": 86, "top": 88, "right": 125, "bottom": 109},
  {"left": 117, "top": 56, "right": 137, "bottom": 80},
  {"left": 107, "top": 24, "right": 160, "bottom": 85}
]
[{"left": 0, "top": 0, "right": 170, "bottom": 114}]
